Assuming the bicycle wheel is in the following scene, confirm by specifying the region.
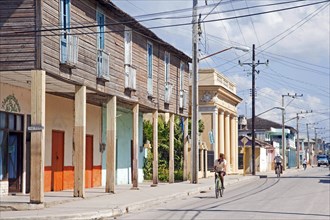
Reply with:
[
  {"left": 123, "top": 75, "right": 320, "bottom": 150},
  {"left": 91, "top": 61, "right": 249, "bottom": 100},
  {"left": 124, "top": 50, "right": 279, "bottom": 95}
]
[
  {"left": 276, "top": 167, "right": 280, "bottom": 178},
  {"left": 219, "top": 183, "right": 223, "bottom": 197},
  {"left": 215, "top": 178, "right": 220, "bottom": 199}
]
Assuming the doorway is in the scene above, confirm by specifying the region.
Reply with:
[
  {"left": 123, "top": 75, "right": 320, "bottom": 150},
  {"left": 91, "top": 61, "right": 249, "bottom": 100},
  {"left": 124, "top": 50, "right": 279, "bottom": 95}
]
[
  {"left": 85, "top": 135, "right": 93, "bottom": 188},
  {"left": 51, "top": 130, "right": 64, "bottom": 191},
  {"left": 8, "top": 133, "right": 23, "bottom": 192}
]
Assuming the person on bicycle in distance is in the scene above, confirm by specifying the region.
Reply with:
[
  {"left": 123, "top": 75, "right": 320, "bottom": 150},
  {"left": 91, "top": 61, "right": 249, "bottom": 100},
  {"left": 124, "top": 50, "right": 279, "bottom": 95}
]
[
  {"left": 274, "top": 153, "right": 283, "bottom": 174},
  {"left": 214, "top": 153, "right": 227, "bottom": 189}
]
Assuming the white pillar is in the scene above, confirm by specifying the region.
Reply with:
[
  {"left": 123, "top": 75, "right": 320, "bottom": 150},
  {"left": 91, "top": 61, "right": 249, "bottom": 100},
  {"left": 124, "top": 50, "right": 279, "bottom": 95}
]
[
  {"left": 213, "top": 108, "right": 219, "bottom": 160},
  {"left": 219, "top": 110, "right": 225, "bottom": 154},
  {"left": 225, "top": 112, "right": 230, "bottom": 172}
]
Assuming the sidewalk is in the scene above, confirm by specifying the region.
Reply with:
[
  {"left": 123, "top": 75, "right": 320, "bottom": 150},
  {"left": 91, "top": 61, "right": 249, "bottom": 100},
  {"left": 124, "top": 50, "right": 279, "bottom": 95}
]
[{"left": 0, "top": 170, "right": 300, "bottom": 220}]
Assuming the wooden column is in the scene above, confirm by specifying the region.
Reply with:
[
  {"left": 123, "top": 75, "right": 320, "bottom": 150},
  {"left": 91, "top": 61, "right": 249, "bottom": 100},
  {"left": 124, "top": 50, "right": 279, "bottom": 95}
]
[
  {"left": 169, "top": 113, "right": 175, "bottom": 183},
  {"left": 230, "top": 115, "right": 236, "bottom": 172},
  {"left": 73, "top": 85, "right": 86, "bottom": 197},
  {"left": 30, "top": 70, "right": 45, "bottom": 204},
  {"left": 219, "top": 110, "right": 225, "bottom": 154},
  {"left": 225, "top": 112, "right": 230, "bottom": 172},
  {"left": 106, "top": 96, "right": 116, "bottom": 193},
  {"left": 132, "top": 104, "right": 139, "bottom": 189},
  {"left": 152, "top": 110, "right": 158, "bottom": 186},
  {"left": 183, "top": 117, "right": 189, "bottom": 181}
]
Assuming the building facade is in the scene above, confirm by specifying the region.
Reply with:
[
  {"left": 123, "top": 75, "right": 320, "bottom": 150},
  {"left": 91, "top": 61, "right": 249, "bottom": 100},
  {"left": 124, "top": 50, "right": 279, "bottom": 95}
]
[
  {"left": 0, "top": 0, "right": 191, "bottom": 202},
  {"left": 189, "top": 69, "right": 242, "bottom": 176}
]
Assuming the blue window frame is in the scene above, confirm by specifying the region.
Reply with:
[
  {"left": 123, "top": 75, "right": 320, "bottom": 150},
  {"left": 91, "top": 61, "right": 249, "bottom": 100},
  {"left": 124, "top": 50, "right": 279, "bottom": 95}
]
[
  {"left": 97, "top": 11, "right": 105, "bottom": 50},
  {"left": 60, "top": 0, "right": 70, "bottom": 63}
]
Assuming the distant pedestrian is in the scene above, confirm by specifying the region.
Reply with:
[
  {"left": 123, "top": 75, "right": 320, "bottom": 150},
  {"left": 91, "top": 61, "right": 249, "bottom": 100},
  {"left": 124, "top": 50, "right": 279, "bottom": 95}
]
[{"left": 302, "top": 158, "right": 307, "bottom": 170}]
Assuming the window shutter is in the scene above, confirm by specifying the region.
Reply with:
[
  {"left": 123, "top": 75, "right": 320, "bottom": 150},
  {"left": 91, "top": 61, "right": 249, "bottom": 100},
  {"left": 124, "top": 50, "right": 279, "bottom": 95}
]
[{"left": 125, "top": 27, "right": 132, "bottom": 65}]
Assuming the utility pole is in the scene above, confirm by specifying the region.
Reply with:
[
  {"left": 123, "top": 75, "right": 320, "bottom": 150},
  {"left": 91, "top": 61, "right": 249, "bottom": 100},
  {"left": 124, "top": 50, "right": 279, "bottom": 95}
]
[
  {"left": 281, "top": 93, "right": 302, "bottom": 170},
  {"left": 191, "top": 0, "right": 199, "bottom": 184},
  {"left": 239, "top": 44, "right": 268, "bottom": 175},
  {"left": 306, "top": 123, "right": 310, "bottom": 164},
  {"left": 296, "top": 110, "right": 312, "bottom": 168}
]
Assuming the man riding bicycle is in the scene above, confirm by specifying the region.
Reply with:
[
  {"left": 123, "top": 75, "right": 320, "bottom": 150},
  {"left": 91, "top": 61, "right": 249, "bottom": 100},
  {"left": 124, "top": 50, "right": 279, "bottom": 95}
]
[
  {"left": 214, "top": 153, "right": 227, "bottom": 189},
  {"left": 274, "top": 154, "right": 283, "bottom": 174}
]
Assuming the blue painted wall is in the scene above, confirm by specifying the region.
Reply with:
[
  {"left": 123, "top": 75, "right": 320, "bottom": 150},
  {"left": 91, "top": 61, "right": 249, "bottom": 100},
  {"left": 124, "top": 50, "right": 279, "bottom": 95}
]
[{"left": 101, "top": 106, "right": 145, "bottom": 185}]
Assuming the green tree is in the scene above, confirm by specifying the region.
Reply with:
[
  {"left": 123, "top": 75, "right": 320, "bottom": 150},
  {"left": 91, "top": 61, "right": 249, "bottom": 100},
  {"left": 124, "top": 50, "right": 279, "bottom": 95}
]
[{"left": 143, "top": 115, "right": 204, "bottom": 182}]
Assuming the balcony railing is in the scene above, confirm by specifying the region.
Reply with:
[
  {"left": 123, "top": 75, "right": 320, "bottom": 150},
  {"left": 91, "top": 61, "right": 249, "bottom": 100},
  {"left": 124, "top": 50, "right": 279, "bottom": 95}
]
[
  {"left": 124, "top": 65, "right": 136, "bottom": 90},
  {"left": 164, "top": 82, "right": 173, "bottom": 103},
  {"left": 97, "top": 49, "right": 110, "bottom": 81},
  {"left": 61, "top": 35, "right": 79, "bottom": 67}
]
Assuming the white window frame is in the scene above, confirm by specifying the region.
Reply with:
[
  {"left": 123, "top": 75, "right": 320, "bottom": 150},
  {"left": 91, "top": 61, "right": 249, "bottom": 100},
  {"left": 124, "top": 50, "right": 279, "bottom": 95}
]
[{"left": 164, "top": 51, "right": 170, "bottom": 83}]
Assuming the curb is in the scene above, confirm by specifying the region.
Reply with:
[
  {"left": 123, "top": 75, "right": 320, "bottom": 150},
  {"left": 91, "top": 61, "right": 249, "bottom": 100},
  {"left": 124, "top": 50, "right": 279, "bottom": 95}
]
[{"left": 1, "top": 175, "right": 260, "bottom": 220}]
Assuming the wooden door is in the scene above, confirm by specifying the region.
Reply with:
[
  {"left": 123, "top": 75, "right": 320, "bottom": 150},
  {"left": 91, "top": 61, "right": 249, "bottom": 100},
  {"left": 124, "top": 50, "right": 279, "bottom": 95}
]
[
  {"left": 85, "top": 135, "right": 93, "bottom": 188},
  {"left": 52, "top": 130, "right": 64, "bottom": 191}
]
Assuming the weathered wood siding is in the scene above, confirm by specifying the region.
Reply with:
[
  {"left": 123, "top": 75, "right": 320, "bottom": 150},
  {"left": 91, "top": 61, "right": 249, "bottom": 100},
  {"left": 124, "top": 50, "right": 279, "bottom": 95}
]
[
  {"left": 0, "top": 0, "right": 36, "bottom": 71},
  {"left": 0, "top": 0, "right": 190, "bottom": 116}
]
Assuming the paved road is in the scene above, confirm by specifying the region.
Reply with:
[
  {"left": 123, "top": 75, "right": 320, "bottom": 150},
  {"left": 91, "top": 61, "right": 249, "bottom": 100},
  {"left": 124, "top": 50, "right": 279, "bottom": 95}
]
[{"left": 116, "top": 167, "right": 330, "bottom": 220}]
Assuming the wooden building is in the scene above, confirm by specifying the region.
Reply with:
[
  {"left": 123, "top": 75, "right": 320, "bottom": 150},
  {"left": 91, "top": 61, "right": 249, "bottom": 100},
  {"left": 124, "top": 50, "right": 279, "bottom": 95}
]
[{"left": 0, "top": 0, "right": 191, "bottom": 203}]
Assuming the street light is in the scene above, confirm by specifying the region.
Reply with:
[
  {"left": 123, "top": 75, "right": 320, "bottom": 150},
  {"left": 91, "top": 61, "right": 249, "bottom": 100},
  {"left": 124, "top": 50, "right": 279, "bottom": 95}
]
[
  {"left": 256, "top": 107, "right": 284, "bottom": 117},
  {"left": 191, "top": 44, "right": 249, "bottom": 184},
  {"left": 199, "top": 46, "right": 250, "bottom": 61}
]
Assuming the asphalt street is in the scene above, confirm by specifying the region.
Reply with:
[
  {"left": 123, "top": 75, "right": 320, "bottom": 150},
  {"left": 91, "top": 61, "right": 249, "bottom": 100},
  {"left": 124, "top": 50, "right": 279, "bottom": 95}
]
[{"left": 116, "top": 167, "right": 330, "bottom": 220}]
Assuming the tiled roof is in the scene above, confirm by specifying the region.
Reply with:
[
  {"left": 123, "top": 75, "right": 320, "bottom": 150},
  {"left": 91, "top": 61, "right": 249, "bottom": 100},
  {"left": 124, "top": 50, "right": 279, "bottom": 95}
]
[{"left": 246, "top": 117, "right": 296, "bottom": 133}]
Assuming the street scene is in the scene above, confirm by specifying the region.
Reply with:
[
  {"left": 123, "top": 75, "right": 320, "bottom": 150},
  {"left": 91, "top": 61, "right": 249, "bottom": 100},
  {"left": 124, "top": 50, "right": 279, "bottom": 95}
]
[
  {"left": 0, "top": 0, "right": 329, "bottom": 219},
  {"left": 119, "top": 167, "right": 330, "bottom": 220}
]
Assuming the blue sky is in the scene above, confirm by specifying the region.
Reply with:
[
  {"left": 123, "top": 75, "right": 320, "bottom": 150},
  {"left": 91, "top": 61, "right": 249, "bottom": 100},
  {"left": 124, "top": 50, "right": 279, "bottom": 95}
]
[{"left": 112, "top": 0, "right": 330, "bottom": 142}]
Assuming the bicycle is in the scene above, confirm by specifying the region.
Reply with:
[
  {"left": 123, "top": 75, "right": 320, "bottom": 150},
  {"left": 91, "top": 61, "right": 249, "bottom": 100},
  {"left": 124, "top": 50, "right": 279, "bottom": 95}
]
[
  {"left": 215, "top": 172, "right": 224, "bottom": 198},
  {"left": 275, "top": 163, "right": 281, "bottom": 178}
]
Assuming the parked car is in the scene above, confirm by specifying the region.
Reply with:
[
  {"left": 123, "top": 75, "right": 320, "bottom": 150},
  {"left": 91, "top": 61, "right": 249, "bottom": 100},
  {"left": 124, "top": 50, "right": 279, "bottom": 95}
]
[{"left": 317, "top": 155, "right": 329, "bottom": 167}]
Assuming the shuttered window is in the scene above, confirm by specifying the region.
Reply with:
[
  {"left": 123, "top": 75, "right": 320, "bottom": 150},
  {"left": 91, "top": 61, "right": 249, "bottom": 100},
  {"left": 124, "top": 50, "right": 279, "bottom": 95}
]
[
  {"left": 179, "top": 61, "right": 184, "bottom": 91},
  {"left": 60, "top": 0, "right": 70, "bottom": 63},
  {"left": 147, "top": 42, "right": 153, "bottom": 96},
  {"left": 124, "top": 26, "right": 132, "bottom": 65},
  {"left": 97, "top": 11, "right": 105, "bottom": 50},
  {"left": 164, "top": 51, "right": 170, "bottom": 83}
]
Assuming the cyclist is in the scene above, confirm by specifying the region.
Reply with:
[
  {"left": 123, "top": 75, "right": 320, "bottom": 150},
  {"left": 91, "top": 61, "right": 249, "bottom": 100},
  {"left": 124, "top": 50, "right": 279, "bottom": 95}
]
[
  {"left": 302, "top": 158, "right": 307, "bottom": 170},
  {"left": 214, "top": 153, "right": 227, "bottom": 189},
  {"left": 274, "top": 154, "right": 283, "bottom": 174}
]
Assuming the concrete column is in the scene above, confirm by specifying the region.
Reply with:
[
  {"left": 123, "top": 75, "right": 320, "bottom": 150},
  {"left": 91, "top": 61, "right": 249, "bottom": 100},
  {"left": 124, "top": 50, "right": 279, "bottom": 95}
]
[
  {"left": 30, "top": 70, "right": 45, "bottom": 204},
  {"left": 200, "top": 148, "right": 204, "bottom": 176},
  {"left": 73, "top": 85, "right": 86, "bottom": 198},
  {"left": 183, "top": 117, "right": 189, "bottom": 181},
  {"left": 235, "top": 117, "right": 239, "bottom": 172},
  {"left": 204, "top": 149, "right": 208, "bottom": 178},
  {"left": 213, "top": 108, "right": 218, "bottom": 160},
  {"left": 132, "top": 104, "right": 139, "bottom": 189},
  {"left": 225, "top": 112, "right": 230, "bottom": 172},
  {"left": 106, "top": 96, "right": 116, "bottom": 193},
  {"left": 169, "top": 113, "right": 175, "bottom": 183},
  {"left": 219, "top": 110, "right": 225, "bottom": 154},
  {"left": 152, "top": 110, "right": 158, "bottom": 186},
  {"left": 230, "top": 115, "right": 236, "bottom": 172}
]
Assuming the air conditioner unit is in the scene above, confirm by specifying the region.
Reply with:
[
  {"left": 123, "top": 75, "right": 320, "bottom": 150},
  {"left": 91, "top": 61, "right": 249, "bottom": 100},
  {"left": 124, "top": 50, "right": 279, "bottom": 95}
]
[
  {"left": 164, "top": 82, "right": 173, "bottom": 103},
  {"left": 124, "top": 65, "right": 136, "bottom": 90},
  {"left": 97, "top": 49, "right": 110, "bottom": 81},
  {"left": 179, "top": 90, "right": 187, "bottom": 109}
]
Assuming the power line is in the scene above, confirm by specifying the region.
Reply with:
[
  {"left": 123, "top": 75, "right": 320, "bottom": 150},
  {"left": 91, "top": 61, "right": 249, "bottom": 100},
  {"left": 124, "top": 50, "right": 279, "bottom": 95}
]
[{"left": 2, "top": 0, "right": 328, "bottom": 36}]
